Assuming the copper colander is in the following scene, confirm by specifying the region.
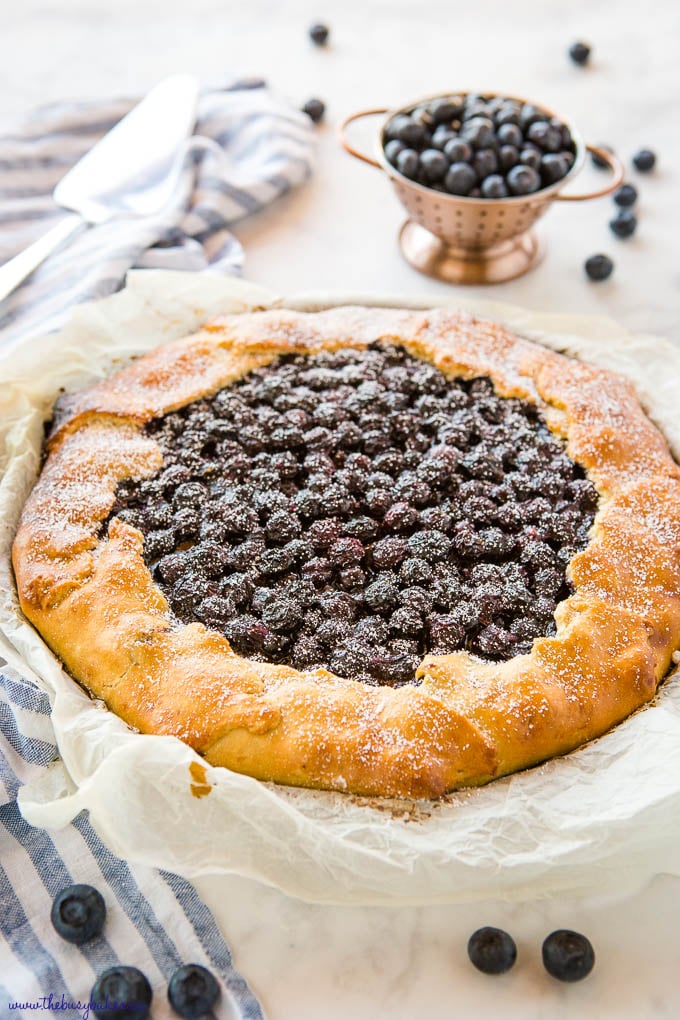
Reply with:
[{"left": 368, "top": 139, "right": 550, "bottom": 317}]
[{"left": 339, "top": 92, "right": 624, "bottom": 284}]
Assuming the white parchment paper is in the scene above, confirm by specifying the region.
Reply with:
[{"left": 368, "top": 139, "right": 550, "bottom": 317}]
[{"left": 2, "top": 270, "right": 680, "bottom": 906}]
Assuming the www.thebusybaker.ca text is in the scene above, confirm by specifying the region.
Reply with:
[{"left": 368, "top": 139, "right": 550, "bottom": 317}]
[{"left": 8, "top": 992, "right": 148, "bottom": 1019}]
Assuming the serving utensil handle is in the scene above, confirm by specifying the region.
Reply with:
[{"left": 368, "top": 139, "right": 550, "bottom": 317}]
[
  {"left": 0, "top": 214, "right": 86, "bottom": 303},
  {"left": 338, "top": 108, "right": 389, "bottom": 169},
  {"left": 555, "top": 145, "right": 625, "bottom": 201}
]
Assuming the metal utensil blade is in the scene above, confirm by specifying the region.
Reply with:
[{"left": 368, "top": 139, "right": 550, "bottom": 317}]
[{"left": 54, "top": 73, "right": 199, "bottom": 223}]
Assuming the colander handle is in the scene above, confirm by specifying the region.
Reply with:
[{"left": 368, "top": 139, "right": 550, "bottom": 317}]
[
  {"left": 554, "top": 145, "right": 625, "bottom": 201},
  {"left": 338, "top": 108, "right": 389, "bottom": 169}
]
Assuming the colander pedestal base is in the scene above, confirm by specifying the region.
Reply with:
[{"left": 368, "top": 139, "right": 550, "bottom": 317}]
[{"left": 399, "top": 220, "right": 545, "bottom": 285}]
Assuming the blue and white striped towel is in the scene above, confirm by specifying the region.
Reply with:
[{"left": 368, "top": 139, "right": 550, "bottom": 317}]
[
  {"left": 0, "top": 77, "right": 315, "bottom": 350},
  {"left": 0, "top": 665, "right": 264, "bottom": 1019}
]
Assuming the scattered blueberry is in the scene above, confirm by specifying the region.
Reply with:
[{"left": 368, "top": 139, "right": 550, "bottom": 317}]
[
  {"left": 614, "top": 183, "right": 637, "bottom": 207},
  {"left": 542, "top": 930, "right": 595, "bottom": 982},
  {"left": 302, "top": 98, "right": 325, "bottom": 124},
  {"left": 584, "top": 253, "right": 614, "bottom": 280},
  {"left": 609, "top": 208, "right": 637, "bottom": 238},
  {"left": 91, "top": 967, "right": 152, "bottom": 1020},
  {"left": 468, "top": 927, "right": 517, "bottom": 975},
  {"left": 308, "top": 23, "right": 329, "bottom": 46},
  {"left": 51, "top": 884, "right": 106, "bottom": 944},
  {"left": 633, "top": 148, "right": 656, "bottom": 172},
  {"left": 168, "top": 964, "right": 220, "bottom": 1019},
  {"left": 569, "top": 41, "right": 591, "bottom": 65}
]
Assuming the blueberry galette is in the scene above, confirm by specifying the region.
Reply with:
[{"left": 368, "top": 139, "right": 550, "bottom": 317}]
[{"left": 12, "top": 307, "right": 680, "bottom": 797}]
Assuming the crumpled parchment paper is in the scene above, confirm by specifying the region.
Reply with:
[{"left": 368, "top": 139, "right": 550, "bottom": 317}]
[{"left": 2, "top": 270, "right": 680, "bottom": 906}]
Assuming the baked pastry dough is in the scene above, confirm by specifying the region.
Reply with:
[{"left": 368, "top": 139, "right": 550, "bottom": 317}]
[{"left": 12, "top": 307, "right": 680, "bottom": 798}]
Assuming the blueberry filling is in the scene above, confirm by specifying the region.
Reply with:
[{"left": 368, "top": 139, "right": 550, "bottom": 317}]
[{"left": 109, "top": 345, "right": 598, "bottom": 686}]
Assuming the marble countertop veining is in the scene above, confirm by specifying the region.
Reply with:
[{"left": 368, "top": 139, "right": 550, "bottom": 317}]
[{"left": 2, "top": 0, "right": 680, "bottom": 1016}]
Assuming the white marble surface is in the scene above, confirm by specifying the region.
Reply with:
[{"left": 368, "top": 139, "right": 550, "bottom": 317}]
[
  {"left": 2, "top": 0, "right": 678, "bottom": 342},
  {"left": 3, "top": 0, "right": 680, "bottom": 1016}
]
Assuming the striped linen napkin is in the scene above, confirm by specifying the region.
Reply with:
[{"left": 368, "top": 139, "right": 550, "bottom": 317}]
[
  {"left": 0, "top": 665, "right": 264, "bottom": 1019},
  {"left": 0, "top": 78, "right": 315, "bottom": 350}
]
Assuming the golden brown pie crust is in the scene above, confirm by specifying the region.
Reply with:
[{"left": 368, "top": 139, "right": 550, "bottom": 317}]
[{"left": 12, "top": 307, "right": 680, "bottom": 798}]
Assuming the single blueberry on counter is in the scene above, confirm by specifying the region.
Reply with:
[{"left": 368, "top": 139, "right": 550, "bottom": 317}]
[
  {"left": 302, "top": 98, "right": 325, "bottom": 124},
  {"left": 614, "top": 183, "right": 638, "bottom": 207},
  {"left": 569, "top": 40, "right": 591, "bottom": 65},
  {"left": 468, "top": 927, "right": 517, "bottom": 974},
  {"left": 609, "top": 209, "right": 637, "bottom": 238},
  {"left": 585, "top": 253, "right": 614, "bottom": 280},
  {"left": 51, "top": 884, "right": 106, "bottom": 944},
  {"left": 308, "top": 23, "right": 329, "bottom": 45},
  {"left": 168, "top": 964, "right": 220, "bottom": 1019},
  {"left": 92, "top": 967, "right": 152, "bottom": 1020},
  {"left": 633, "top": 148, "right": 656, "bottom": 172},
  {"left": 542, "top": 930, "right": 595, "bottom": 982}
]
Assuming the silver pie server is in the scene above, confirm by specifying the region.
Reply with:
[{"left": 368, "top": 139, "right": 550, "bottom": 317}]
[{"left": 0, "top": 73, "right": 200, "bottom": 303}]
